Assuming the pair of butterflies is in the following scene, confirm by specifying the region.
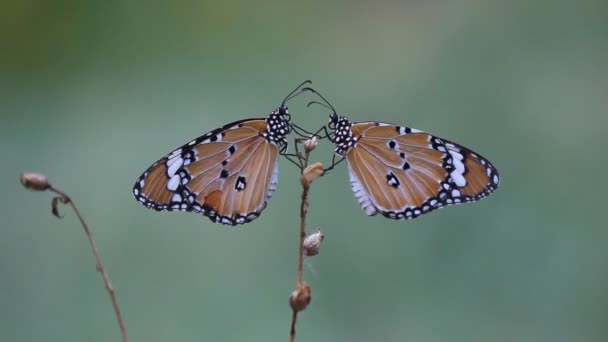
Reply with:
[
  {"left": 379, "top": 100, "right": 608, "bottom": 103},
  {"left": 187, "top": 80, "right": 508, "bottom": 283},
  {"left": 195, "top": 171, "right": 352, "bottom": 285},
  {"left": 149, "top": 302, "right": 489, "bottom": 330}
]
[{"left": 133, "top": 81, "right": 500, "bottom": 225}]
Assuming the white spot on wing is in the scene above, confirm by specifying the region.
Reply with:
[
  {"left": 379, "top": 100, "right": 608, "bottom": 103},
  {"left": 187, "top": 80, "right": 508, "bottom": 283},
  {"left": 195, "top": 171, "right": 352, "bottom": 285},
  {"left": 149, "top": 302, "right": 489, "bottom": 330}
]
[
  {"left": 167, "top": 175, "right": 180, "bottom": 191},
  {"left": 387, "top": 175, "right": 399, "bottom": 186},
  {"left": 448, "top": 150, "right": 466, "bottom": 187},
  {"left": 168, "top": 149, "right": 181, "bottom": 159},
  {"left": 451, "top": 170, "right": 467, "bottom": 187},
  {"left": 449, "top": 150, "right": 465, "bottom": 174},
  {"left": 167, "top": 157, "right": 183, "bottom": 177}
]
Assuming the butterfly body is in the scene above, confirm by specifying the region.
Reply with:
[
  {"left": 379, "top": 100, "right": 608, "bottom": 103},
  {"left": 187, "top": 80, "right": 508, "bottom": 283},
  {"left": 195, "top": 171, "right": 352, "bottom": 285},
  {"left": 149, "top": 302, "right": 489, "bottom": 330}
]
[
  {"left": 133, "top": 105, "right": 293, "bottom": 225},
  {"left": 327, "top": 113, "right": 500, "bottom": 220}
]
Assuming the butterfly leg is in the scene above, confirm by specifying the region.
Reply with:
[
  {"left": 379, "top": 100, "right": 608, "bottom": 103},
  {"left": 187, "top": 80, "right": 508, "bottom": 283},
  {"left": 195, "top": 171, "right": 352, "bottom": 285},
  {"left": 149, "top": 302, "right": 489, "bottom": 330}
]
[
  {"left": 305, "top": 125, "right": 333, "bottom": 140},
  {"left": 292, "top": 124, "right": 331, "bottom": 140},
  {"left": 280, "top": 144, "right": 305, "bottom": 169},
  {"left": 291, "top": 124, "right": 315, "bottom": 138},
  {"left": 314, "top": 125, "right": 332, "bottom": 140},
  {"left": 293, "top": 137, "right": 309, "bottom": 157},
  {"left": 323, "top": 154, "right": 345, "bottom": 174}
]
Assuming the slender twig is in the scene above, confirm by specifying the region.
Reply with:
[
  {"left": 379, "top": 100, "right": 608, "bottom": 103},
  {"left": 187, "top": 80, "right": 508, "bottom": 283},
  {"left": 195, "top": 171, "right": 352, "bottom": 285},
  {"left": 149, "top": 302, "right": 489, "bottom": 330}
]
[
  {"left": 289, "top": 310, "right": 298, "bottom": 342},
  {"left": 289, "top": 139, "right": 314, "bottom": 342},
  {"left": 50, "top": 186, "right": 128, "bottom": 342},
  {"left": 20, "top": 172, "right": 128, "bottom": 342},
  {"left": 296, "top": 147, "right": 311, "bottom": 285}
]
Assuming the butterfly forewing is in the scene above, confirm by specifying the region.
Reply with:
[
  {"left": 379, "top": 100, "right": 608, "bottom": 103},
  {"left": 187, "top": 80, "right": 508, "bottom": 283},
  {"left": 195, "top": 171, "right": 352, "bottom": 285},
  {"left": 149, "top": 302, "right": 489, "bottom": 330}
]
[
  {"left": 343, "top": 121, "right": 499, "bottom": 220},
  {"left": 135, "top": 161, "right": 177, "bottom": 209}
]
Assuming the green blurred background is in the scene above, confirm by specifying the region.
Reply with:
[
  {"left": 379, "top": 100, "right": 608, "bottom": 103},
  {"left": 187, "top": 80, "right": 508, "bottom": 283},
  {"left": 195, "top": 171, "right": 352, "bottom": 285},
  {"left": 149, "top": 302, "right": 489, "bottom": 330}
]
[{"left": 2, "top": 1, "right": 607, "bottom": 341}]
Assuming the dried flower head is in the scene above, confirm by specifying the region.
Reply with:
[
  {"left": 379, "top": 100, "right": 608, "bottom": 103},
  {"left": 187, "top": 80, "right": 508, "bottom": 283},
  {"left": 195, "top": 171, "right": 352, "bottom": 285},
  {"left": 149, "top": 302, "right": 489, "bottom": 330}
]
[
  {"left": 303, "top": 228, "right": 325, "bottom": 256},
  {"left": 304, "top": 135, "right": 319, "bottom": 152},
  {"left": 20, "top": 172, "right": 50, "bottom": 191},
  {"left": 289, "top": 282, "right": 312, "bottom": 312},
  {"left": 301, "top": 162, "right": 324, "bottom": 187}
]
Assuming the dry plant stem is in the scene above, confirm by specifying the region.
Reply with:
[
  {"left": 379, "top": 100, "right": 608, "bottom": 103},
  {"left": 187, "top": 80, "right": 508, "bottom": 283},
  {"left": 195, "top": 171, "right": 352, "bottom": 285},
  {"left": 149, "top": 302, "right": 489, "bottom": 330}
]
[
  {"left": 297, "top": 163, "right": 310, "bottom": 285},
  {"left": 290, "top": 143, "right": 311, "bottom": 342},
  {"left": 49, "top": 186, "right": 129, "bottom": 342},
  {"left": 289, "top": 310, "right": 298, "bottom": 342}
]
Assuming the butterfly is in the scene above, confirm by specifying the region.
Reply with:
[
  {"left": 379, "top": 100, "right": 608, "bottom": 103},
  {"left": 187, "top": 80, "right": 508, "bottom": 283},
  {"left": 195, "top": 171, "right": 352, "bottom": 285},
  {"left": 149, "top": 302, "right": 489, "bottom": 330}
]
[
  {"left": 133, "top": 81, "right": 312, "bottom": 225},
  {"left": 303, "top": 87, "right": 500, "bottom": 220}
]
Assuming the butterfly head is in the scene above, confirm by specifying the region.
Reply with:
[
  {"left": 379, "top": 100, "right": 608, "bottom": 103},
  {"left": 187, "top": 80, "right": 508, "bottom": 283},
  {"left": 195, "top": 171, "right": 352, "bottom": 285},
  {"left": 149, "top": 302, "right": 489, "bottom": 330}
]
[
  {"left": 261, "top": 80, "right": 313, "bottom": 146},
  {"left": 303, "top": 87, "right": 356, "bottom": 155},
  {"left": 277, "top": 104, "right": 290, "bottom": 117}
]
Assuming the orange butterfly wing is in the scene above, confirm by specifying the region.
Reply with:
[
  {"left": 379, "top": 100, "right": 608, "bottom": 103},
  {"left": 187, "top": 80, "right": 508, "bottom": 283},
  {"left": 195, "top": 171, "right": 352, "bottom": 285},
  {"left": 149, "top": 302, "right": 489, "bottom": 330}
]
[
  {"left": 345, "top": 122, "right": 499, "bottom": 219},
  {"left": 133, "top": 119, "right": 281, "bottom": 225}
]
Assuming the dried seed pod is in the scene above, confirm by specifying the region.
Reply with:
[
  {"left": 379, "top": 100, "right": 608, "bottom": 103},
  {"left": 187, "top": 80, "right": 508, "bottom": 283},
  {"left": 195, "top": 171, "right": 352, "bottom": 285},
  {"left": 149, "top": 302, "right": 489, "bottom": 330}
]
[
  {"left": 304, "top": 135, "right": 319, "bottom": 152},
  {"left": 20, "top": 172, "right": 50, "bottom": 191},
  {"left": 289, "top": 282, "right": 312, "bottom": 312},
  {"left": 303, "top": 228, "right": 324, "bottom": 256},
  {"left": 301, "top": 162, "right": 324, "bottom": 187}
]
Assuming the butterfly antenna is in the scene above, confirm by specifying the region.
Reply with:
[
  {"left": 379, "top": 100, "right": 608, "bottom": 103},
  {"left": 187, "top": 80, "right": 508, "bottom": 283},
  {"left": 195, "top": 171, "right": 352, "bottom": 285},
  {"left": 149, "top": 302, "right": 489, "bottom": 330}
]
[
  {"left": 306, "top": 101, "right": 334, "bottom": 112},
  {"left": 302, "top": 87, "right": 337, "bottom": 114},
  {"left": 282, "top": 80, "right": 313, "bottom": 105}
]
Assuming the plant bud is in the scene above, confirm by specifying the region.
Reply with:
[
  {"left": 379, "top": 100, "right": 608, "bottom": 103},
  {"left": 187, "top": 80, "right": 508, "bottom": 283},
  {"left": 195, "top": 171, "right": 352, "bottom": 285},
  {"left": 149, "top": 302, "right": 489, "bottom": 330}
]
[
  {"left": 20, "top": 172, "right": 50, "bottom": 191},
  {"left": 289, "top": 282, "right": 312, "bottom": 312},
  {"left": 301, "top": 162, "right": 324, "bottom": 187},
  {"left": 304, "top": 135, "right": 318, "bottom": 152},
  {"left": 303, "top": 228, "right": 324, "bottom": 256}
]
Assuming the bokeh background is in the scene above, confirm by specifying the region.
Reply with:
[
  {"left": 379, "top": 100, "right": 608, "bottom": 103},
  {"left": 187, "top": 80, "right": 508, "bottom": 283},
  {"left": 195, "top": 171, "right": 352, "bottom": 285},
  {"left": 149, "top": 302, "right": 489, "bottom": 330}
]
[{"left": 2, "top": 1, "right": 607, "bottom": 341}]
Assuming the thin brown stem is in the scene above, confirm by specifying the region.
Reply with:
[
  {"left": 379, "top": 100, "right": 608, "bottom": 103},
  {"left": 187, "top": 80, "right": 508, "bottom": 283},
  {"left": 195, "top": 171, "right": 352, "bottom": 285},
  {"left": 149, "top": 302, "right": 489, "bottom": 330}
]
[
  {"left": 289, "top": 310, "right": 298, "bottom": 342},
  {"left": 289, "top": 142, "right": 312, "bottom": 342},
  {"left": 297, "top": 150, "right": 310, "bottom": 285},
  {"left": 49, "top": 186, "right": 129, "bottom": 342}
]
